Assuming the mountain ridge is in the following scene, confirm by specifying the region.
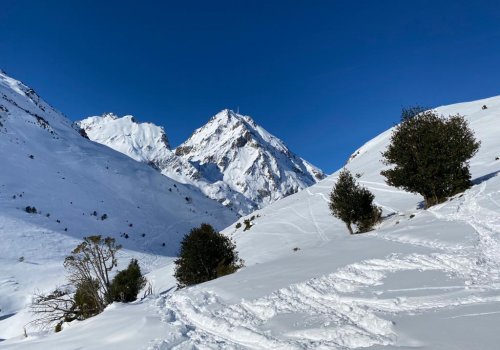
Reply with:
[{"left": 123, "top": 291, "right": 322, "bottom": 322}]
[{"left": 79, "top": 109, "right": 325, "bottom": 214}]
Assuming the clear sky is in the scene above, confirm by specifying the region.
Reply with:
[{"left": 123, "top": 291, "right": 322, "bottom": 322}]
[{"left": 2, "top": 0, "right": 500, "bottom": 173}]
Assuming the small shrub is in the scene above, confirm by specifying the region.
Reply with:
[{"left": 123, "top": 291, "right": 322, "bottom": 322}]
[
  {"left": 409, "top": 214, "right": 415, "bottom": 219},
  {"left": 108, "top": 259, "right": 146, "bottom": 303},
  {"left": 174, "top": 224, "right": 243, "bottom": 287},
  {"left": 18, "top": 256, "right": 25, "bottom": 262},
  {"left": 25, "top": 206, "right": 37, "bottom": 214},
  {"left": 235, "top": 222, "right": 242, "bottom": 229},
  {"left": 357, "top": 206, "right": 382, "bottom": 233},
  {"left": 243, "top": 219, "right": 252, "bottom": 231},
  {"left": 101, "top": 214, "right": 108, "bottom": 220},
  {"left": 73, "top": 278, "right": 101, "bottom": 320}
]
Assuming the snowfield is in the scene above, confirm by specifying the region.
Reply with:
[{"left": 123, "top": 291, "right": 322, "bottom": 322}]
[{"left": 1, "top": 69, "right": 500, "bottom": 349}]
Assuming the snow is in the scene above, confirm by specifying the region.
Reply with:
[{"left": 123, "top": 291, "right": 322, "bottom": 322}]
[
  {"left": 78, "top": 113, "right": 171, "bottom": 163},
  {"left": 1, "top": 70, "right": 500, "bottom": 349},
  {"left": 0, "top": 71, "right": 238, "bottom": 341},
  {"left": 79, "top": 109, "right": 325, "bottom": 215}
]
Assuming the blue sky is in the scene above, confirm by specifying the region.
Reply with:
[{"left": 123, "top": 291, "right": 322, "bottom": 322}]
[{"left": 2, "top": 0, "right": 500, "bottom": 173}]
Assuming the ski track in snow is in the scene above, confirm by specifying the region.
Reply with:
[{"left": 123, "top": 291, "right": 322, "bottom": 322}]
[{"left": 150, "top": 180, "right": 500, "bottom": 349}]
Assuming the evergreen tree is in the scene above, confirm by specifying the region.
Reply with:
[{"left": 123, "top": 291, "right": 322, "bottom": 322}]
[
  {"left": 329, "top": 169, "right": 381, "bottom": 234},
  {"left": 174, "top": 224, "right": 243, "bottom": 287},
  {"left": 109, "top": 259, "right": 146, "bottom": 302},
  {"left": 381, "top": 107, "right": 480, "bottom": 208}
]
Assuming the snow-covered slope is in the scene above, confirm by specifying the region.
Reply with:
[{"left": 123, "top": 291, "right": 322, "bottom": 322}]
[
  {"left": 79, "top": 110, "right": 325, "bottom": 214},
  {"left": 3, "top": 75, "right": 500, "bottom": 349},
  {"left": 0, "top": 71, "right": 238, "bottom": 339},
  {"left": 170, "top": 96, "right": 500, "bottom": 349}
]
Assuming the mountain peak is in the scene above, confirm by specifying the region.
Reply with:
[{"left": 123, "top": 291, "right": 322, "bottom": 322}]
[
  {"left": 175, "top": 110, "right": 325, "bottom": 208},
  {"left": 78, "top": 108, "right": 325, "bottom": 214},
  {"left": 209, "top": 109, "right": 257, "bottom": 127},
  {"left": 78, "top": 114, "right": 171, "bottom": 162}
]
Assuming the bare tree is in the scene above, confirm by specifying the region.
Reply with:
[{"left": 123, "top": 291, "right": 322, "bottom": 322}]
[
  {"left": 30, "top": 236, "right": 121, "bottom": 330},
  {"left": 29, "top": 288, "right": 76, "bottom": 330},
  {"left": 64, "top": 235, "right": 121, "bottom": 309}
]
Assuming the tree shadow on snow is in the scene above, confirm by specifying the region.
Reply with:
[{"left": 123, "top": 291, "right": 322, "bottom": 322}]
[{"left": 472, "top": 170, "right": 500, "bottom": 186}]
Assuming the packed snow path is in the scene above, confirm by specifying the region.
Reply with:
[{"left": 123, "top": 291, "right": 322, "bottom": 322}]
[{"left": 149, "top": 177, "right": 500, "bottom": 349}]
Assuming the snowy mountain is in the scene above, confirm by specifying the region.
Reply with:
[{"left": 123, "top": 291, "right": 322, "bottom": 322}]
[
  {"left": 2, "top": 69, "right": 500, "bottom": 349},
  {"left": 175, "top": 109, "right": 325, "bottom": 208},
  {"left": 78, "top": 113, "right": 172, "bottom": 164},
  {"left": 78, "top": 109, "right": 325, "bottom": 214},
  {"left": 0, "top": 70, "right": 238, "bottom": 339}
]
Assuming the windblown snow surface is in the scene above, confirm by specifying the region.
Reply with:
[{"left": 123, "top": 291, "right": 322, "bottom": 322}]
[{"left": 2, "top": 83, "right": 500, "bottom": 348}]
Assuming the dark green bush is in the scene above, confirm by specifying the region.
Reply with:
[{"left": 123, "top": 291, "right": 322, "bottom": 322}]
[
  {"left": 243, "top": 219, "right": 252, "bottom": 231},
  {"left": 381, "top": 107, "right": 480, "bottom": 208},
  {"left": 174, "top": 224, "right": 243, "bottom": 287},
  {"left": 330, "top": 169, "right": 381, "bottom": 234},
  {"left": 108, "top": 259, "right": 146, "bottom": 303},
  {"left": 25, "top": 206, "right": 37, "bottom": 214},
  {"left": 73, "top": 279, "right": 101, "bottom": 320}
]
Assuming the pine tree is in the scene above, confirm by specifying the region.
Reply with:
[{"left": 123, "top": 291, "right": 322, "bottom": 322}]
[
  {"left": 109, "top": 259, "right": 146, "bottom": 302},
  {"left": 174, "top": 224, "right": 243, "bottom": 287},
  {"left": 329, "top": 169, "right": 381, "bottom": 234}
]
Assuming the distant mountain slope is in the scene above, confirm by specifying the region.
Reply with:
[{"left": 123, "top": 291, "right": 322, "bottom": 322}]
[
  {"left": 79, "top": 109, "right": 325, "bottom": 214},
  {"left": 0, "top": 70, "right": 238, "bottom": 337}
]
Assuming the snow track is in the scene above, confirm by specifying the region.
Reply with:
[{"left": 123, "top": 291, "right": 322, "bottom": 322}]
[{"left": 154, "top": 250, "right": 499, "bottom": 349}]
